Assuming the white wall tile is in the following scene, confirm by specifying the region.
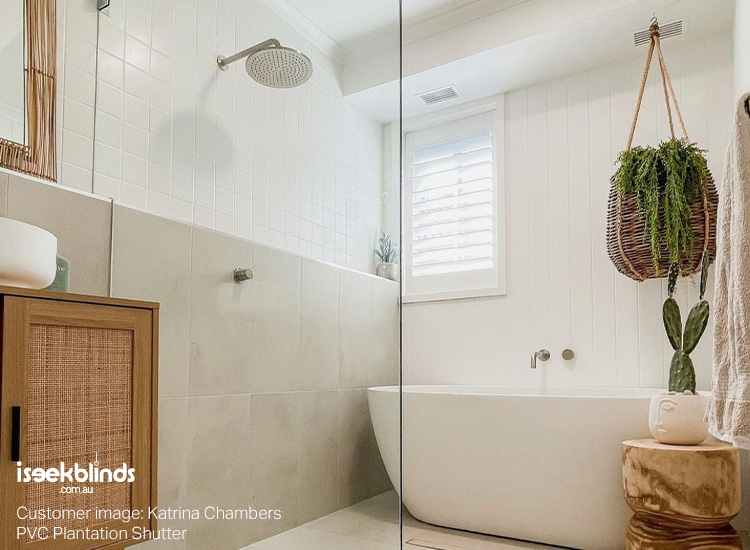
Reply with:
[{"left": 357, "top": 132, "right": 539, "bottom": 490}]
[
  {"left": 124, "top": 63, "right": 150, "bottom": 102},
  {"left": 65, "top": 66, "right": 97, "bottom": 108},
  {"left": 65, "top": 34, "right": 97, "bottom": 75},
  {"left": 99, "top": 17, "right": 125, "bottom": 58},
  {"left": 122, "top": 152, "right": 147, "bottom": 185},
  {"left": 63, "top": 97, "right": 95, "bottom": 137},
  {"left": 62, "top": 129, "right": 94, "bottom": 169},
  {"left": 122, "top": 123, "right": 148, "bottom": 158},
  {"left": 95, "top": 112, "right": 122, "bottom": 148},
  {"left": 94, "top": 142, "right": 121, "bottom": 179}
]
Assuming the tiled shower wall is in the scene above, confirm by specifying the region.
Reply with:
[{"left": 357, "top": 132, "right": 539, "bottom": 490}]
[
  {"left": 0, "top": 172, "right": 399, "bottom": 550},
  {"left": 404, "top": 34, "right": 734, "bottom": 392},
  {"left": 55, "top": 0, "right": 386, "bottom": 274}
]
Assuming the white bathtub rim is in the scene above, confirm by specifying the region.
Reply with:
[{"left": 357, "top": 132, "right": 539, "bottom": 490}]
[{"left": 368, "top": 385, "right": 710, "bottom": 399}]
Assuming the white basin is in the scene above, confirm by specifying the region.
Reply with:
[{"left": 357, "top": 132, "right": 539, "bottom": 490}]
[{"left": 0, "top": 218, "right": 57, "bottom": 289}]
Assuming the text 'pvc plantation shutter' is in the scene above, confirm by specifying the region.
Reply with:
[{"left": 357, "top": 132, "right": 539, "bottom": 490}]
[{"left": 410, "top": 130, "right": 494, "bottom": 277}]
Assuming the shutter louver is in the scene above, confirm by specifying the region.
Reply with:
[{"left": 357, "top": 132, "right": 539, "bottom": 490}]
[{"left": 410, "top": 130, "right": 494, "bottom": 277}]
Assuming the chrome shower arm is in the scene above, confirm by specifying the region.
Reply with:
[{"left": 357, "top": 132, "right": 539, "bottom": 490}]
[{"left": 217, "top": 38, "right": 281, "bottom": 70}]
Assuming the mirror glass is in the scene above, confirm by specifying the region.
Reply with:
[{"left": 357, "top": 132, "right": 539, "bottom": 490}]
[{"left": 0, "top": 0, "right": 25, "bottom": 144}]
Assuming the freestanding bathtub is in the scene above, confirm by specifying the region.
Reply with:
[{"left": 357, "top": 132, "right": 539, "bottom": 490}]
[{"left": 367, "top": 385, "right": 657, "bottom": 550}]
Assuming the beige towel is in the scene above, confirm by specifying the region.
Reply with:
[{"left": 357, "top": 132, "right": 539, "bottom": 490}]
[{"left": 707, "top": 93, "right": 750, "bottom": 448}]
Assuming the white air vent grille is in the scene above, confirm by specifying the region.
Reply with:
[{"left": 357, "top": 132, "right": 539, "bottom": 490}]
[
  {"left": 634, "top": 20, "right": 683, "bottom": 46},
  {"left": 418, "top": 86, "right": 460, "bottom": 106}
]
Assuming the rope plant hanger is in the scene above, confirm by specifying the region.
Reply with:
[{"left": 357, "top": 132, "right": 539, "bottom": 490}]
[{"left": 606, "top": 18, "right": 718, "bottom": 281}]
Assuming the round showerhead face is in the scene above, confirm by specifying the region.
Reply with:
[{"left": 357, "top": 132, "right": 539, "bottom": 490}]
[{"left": 246, "top": 46, "right": 313, "bottom": 89}]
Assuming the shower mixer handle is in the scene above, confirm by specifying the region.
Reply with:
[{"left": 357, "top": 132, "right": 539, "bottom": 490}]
[{"left": 531, "top": 349, "right": 550, "bottom": 369}]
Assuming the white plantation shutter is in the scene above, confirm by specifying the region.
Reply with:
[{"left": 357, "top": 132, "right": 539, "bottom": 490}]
[{"left": 404, "top": 108, "right": 506, "bottom": 301}]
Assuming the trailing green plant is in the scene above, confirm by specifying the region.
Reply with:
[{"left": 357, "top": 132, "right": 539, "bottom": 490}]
[
  {"left": 662, "top": 257, "right": 710, "bottom": 393},
  {"left": 615, "top": 138, "right": 709, "bottom": 269},
  {"left": 375, "top": 231, "right": 398, "bottom": 263}
]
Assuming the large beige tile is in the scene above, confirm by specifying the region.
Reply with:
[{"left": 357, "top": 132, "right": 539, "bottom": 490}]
[
  {"left": 158, "top": 398, "right": 189, "bottom": 508},
  {"left": 6, "top": 174, "right": 111, "bottom": 295},
  {"left": 0, "top": 172, "right": 8, "bottom": 216},
  {"left": 251, "top": 392, "right": 300, "bottom": 541},
  {"left": 243, "top": 493, "right": 400, "bottom": 550},
  {"left": 112, "top": 206, "right": 191, "bottom": 397},
  {"left": 135, "top": 398, "right": 189, "bottom": 550},
  {"left": 338, "top": 389, "right": 392, "bottom": 508},
  {"left": 371, "top": 277, "right": 400, "bottom": 387},
  {"left": 339, "top": 271, "right": 373, "bottom": 388},
  {"left": 244, "top": 492, "right": 552, "bottom": 550},
  {"left": 244, "top": 525, "right": 394, "bottom": 550},
  {"left": 300, "top": 259, "right": 340, "bottom": 390},
  {"left": 303, "top": 491, "right": 400, "bottom": 545},
  {"left": 299, "top": 390, "right": 339, "bottom": 524},
  {"left": 185, "top": 394, "right": 254, "bottom": 550},
  {"left": 189, "top": 227, "right": 254, "bottom": 396},
  {"left": 251, "top": 245, "right": 301, "bottom": 393}
]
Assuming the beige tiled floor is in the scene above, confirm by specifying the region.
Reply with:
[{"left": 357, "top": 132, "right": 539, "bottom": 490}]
[{"left": 242, "top": 492, "right": 553, "bottom": 550}]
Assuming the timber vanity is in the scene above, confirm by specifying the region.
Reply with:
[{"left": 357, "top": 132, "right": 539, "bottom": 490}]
[
  {"left": 0, "top": 286, "right": 159, "bottom": 550},
  {"left": 622, "top": 439, "right": 742, "bottom": 549}
]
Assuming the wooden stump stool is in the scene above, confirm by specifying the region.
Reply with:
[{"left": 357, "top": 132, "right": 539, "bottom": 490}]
[{"left": 622, "top": 439, "right": 742, "bottom": 550}]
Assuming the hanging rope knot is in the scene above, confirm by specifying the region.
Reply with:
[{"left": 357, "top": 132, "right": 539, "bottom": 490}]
[{"left": 650, "top": 21, "right": 660, "bottom": 40}]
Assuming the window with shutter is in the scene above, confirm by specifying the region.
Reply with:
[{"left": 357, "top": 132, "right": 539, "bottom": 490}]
[{"left": 403, "top": 108, "right": 506, "bottom": 301}]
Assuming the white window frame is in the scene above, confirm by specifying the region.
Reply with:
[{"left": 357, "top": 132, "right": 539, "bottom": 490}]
[{"left": 402, "top": 96, "right": 506, "bottom": 303}]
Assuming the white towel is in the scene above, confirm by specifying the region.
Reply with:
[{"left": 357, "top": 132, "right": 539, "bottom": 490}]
[{"left": 707, "top": 93, "right": 750, "bottom": 448}]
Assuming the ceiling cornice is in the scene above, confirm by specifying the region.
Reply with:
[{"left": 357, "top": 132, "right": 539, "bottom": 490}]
[{"left": 261, "top": 0, "right": 346, "bottom": 63}]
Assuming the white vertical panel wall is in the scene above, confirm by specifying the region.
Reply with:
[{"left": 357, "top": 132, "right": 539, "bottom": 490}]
[{"left": 403, "top": 34, "right": 734, "bottom": 390}]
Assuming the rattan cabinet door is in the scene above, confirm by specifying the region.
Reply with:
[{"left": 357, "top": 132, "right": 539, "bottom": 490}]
[{"left": 0, "top": 297, "right": 156, "bottom": 550}]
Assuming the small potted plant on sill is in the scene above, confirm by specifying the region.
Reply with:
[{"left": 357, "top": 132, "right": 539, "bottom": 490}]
[
  {"left": 375, "top": 231, "right": 399, "bottom": 282},
  {"left": 648, "top": 260, "right": 711, "bottom": 446}
]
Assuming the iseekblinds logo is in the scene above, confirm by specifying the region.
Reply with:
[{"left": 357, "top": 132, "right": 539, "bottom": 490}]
[{"left": 16, "top": 453, "right": 135, "bottom": 487}]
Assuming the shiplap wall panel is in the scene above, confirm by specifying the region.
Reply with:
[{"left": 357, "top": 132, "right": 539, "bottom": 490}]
[
  {"left": 609, "top": 60, "right": 640, "bottom": 388},
  {"left": 547, "top": 78, "right": 572, "bottom": 388},
  {"left": 527, "top": 84, "right": 552, "bottom": 369},
  {"left": 587, "top": 67, "right": 616, "bottom": 388},
  {"left": 506, "top": 88, "right": 531, "bottom": 386},
  {"left": 403, "top": 34, "right": 733, "bottom": 390},
  {"left": 567, "top": 74, "right": 595, "bottom": 387}
]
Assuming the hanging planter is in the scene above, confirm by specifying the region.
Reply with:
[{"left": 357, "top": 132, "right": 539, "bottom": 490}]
[{"left": 606, "top": 20, "right": 718, "bottom": 281}]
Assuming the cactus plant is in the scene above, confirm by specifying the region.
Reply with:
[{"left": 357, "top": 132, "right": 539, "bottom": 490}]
[{"left": 663, "top": 256, "right": 710, "bottom": 393}]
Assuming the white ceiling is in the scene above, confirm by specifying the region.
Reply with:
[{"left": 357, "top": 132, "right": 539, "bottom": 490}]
[
  {"left": 343, "top": 0, "right": 735, "bottom": 121},
  {"left": 268, "top": 0, "right": 735, "bottom": 122},
  {"left": 281, "top": 0, "right": 482, "bottom": 48}
]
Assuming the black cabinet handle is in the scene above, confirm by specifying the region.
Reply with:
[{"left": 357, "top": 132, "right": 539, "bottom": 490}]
[{"left": 11, "top": 406, "right": 20, "bottom": 462}]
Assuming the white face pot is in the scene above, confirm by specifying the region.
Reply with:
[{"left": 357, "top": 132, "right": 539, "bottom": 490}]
[
  {"left": 648, "top": 392, "right": 709, "bottom": 446},
  {"left": 377, "top": 262, "right": 399, "bottom": 282}
]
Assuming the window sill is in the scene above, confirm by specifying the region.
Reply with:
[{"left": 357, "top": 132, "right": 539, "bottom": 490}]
[{"left": 402, "top": 286, "right": 506, "bottom": 304}]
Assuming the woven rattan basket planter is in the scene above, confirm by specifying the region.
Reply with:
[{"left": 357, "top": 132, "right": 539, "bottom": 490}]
[
  {"left": 607, "top": 172, "right": 718, "bottom": 280},
  {"left": 606, "top": 20, "right": 717, "bottom": 281}
]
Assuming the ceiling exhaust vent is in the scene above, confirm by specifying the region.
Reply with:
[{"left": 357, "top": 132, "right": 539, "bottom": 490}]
[
  {"left": 634, "top": 20, "right": 683, "bottom": 46},
  {"left": 418, "top": 85, "right": 460, "bottom": 106}
]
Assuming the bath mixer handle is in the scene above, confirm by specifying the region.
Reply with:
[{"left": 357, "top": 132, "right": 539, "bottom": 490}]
[{"left": 531, "top": 349, "right": 550, "bottom": 369}]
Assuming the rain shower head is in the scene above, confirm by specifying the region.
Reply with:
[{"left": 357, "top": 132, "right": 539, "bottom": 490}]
[{"left": 217, "top": 38, "right": 313, "bottom": 89}]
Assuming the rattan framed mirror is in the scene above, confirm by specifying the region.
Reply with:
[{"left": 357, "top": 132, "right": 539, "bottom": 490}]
[{"left": 0, "top": 0, "right": 56, "bottom": 181}]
